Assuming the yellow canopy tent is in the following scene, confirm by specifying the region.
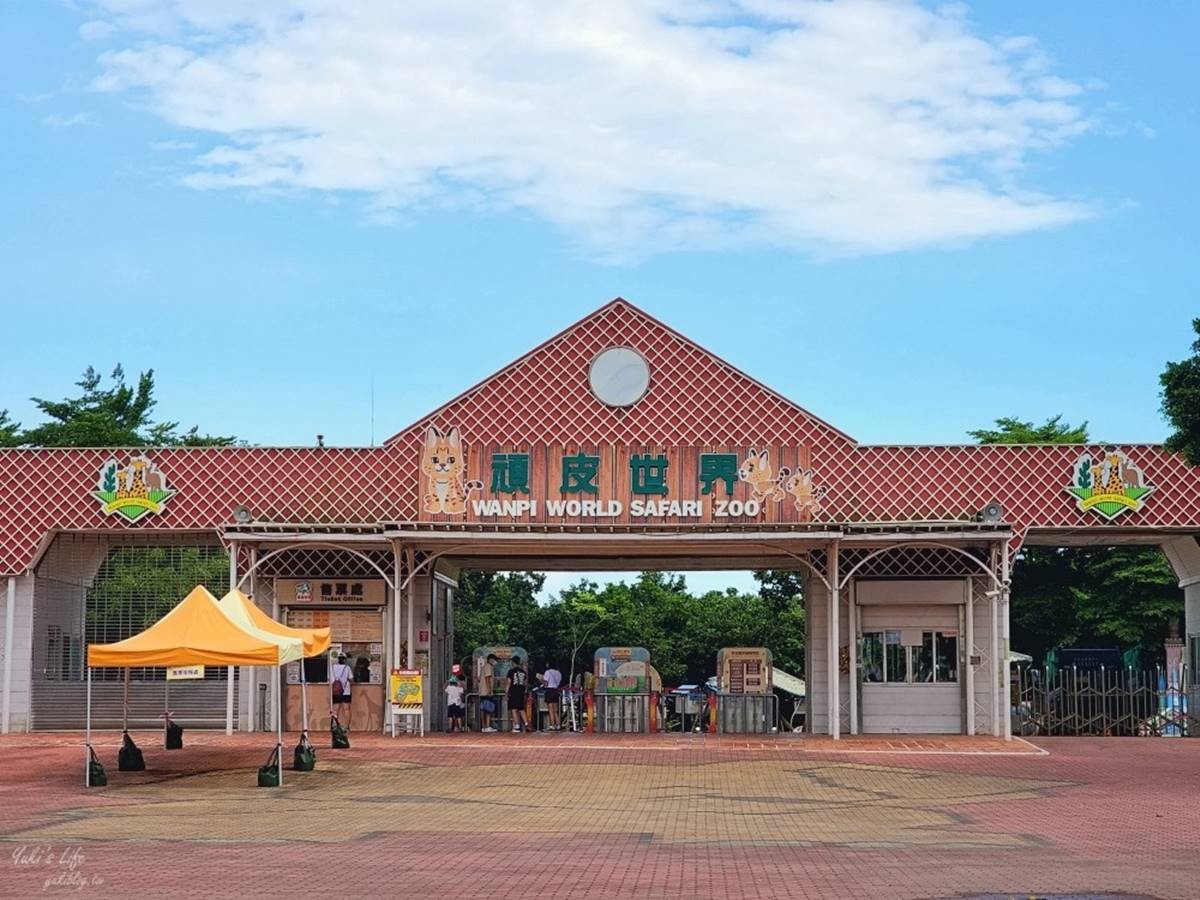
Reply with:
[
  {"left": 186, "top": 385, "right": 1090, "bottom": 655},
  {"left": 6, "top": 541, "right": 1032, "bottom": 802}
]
[
  {"left": 217, "top": 589, "right": 327, "bottom": 734},
  {"left": 218, "top": 589, "right": 330, "bottom": 657},
  {"left": 84, "top": 585, "right": 290, "bottom": 787}
]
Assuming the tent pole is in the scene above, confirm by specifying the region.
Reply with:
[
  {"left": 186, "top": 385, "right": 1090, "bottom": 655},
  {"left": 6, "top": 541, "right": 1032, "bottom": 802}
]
[
  {"left": 277, "top": 668, "right": 283, "bottom": 787},
  {"left": 122, "top": 666, "right": 130, "bottom": 733},
  {"left": 301, "top": 660, "right": 308, "bottom": 736},
  {"left": 164, "top": 678, "right": 170, "bottom": 744},
  {"left": 85, "top": 667, "right": 92, "bottom": 786}
]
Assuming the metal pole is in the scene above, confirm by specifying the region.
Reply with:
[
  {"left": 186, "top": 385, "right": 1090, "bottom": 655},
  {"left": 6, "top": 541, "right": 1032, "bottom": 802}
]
[
  {"left": 277, "top": 666, "right": 283, "bottom": 788},
  {"left": 990, "top": 546, "right": 1001, "bottom": 737},
  {"left": 965, "top": 580, "right": 975, "bottom": 736},
  {"left": 1001, "top": 539, "right": 1013, "bottom": 741},
  {"left": 2, "top": 576, "right": 15, "bottom": 734},
  {"left": 847, "top": 579, "right": 858, "bottom": 735},
  {"left": 85, "top": 666, "right": 92, "bottom": 786},
  {"left": 122, "top": 666, "right": 130, "bottom": 732},
  {"left": 406, "top": 551, "right": 416, "bottom": 669},
  {"left": 390, "top": 542, "right": 403, "bottom": 736},
  {"left": 829, "top": 542, "right": 840, "bottom": 740},
  {"left": 248, "top": 548, "right": 258, "bottom": 734},
  {"left": 227, "top": 548, "right": 237, "bottom": 735},
  {"left": 271, "top": 579, "right": 279, "bottom": 733}
]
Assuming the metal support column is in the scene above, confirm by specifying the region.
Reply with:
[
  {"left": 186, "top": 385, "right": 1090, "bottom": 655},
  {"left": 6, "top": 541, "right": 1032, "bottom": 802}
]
[
  {"left": 1001, "top": 540, "right": 1012, "bottom": 741},
  {"left": 990, "top": 546, "right": 1001, "bottom": 737},
  {"left": 226, "top": 547, "right": 236, "bottom": 735},
  {"left": 2, "top": 577, "right": 14, "bottom": 734},
  {"left": 406, "top": 550, "right": 416, "bottom": 669},
  {"left": 964, "top": 578, "right": 975, "bottom": 736},
  {"left": 847, "top": 578, "right": 858, "bottom": 735},
  {"left": 829, "top": 541, "right": 840, "bottom": 740},
  {"left": 389, "top": 541, "right": 403, "bottom": 735},
  {"left": 247, "top": 548, "right": 258, "bottom": 733}
]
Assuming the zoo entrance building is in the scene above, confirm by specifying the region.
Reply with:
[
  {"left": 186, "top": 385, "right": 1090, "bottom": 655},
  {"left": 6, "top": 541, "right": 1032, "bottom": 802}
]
[{"left": 2, "top": 299, "right": 1199, "bottom": 739}]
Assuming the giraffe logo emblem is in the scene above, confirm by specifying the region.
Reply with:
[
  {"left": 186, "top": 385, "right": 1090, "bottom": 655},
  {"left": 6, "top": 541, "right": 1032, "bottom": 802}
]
[
  {"left": 92, "top": 455, "right": 175, "bottom": 522},
  {"left": 1066, "top": 449, "right": 1154, "bottom": 521}
]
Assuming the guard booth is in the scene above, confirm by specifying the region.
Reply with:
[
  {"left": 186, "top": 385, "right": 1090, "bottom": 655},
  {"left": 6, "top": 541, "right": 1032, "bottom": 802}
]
[
  {"left": 715, "top": 647, "right": 776, "bottom": 734},
  {"left": 468, "top": 645, "right": 527, "bottom": 732},
  {"left": 592, "top": 646, "right": 653, "bottom": 733}
]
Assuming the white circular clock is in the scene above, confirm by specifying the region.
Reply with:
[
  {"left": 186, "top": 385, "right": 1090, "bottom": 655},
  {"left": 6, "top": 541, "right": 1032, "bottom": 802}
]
[{"left": 588, "top": 346, "right": 651, "bottom": 407}]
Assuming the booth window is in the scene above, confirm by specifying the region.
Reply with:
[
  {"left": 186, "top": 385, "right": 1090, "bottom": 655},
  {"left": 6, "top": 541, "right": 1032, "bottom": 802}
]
[
  {"left": 915, "top": 631, "right": 958, "bottom": 683},
  {"left": 861, "top": 630, "right": 956, "bottom": 684},
  {"left": 861, "top": 631, "right": 908, "bottom": 683}
]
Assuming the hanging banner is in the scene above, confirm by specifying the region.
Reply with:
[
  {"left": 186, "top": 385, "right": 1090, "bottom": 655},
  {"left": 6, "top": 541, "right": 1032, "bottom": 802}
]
[
  {"left": 166, "top": 665, "right": 204, "bottom": 681},
  {"left": 389, "top": 668, "right": 423, "bottom": 708}
]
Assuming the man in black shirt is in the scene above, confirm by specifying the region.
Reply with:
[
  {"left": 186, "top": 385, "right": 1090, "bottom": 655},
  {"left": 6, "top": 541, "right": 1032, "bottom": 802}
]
[{"left": 506, "top": 656, "right": 531, "bottom": 733}]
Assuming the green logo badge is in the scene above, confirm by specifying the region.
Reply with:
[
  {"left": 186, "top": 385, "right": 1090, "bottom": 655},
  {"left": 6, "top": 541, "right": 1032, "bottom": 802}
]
[
  {"left": 93, "top": 455, "right": 175, "bottom": 522},
  {"left": 1066, "top": 450, "right": 1153, "bottom": 521}
]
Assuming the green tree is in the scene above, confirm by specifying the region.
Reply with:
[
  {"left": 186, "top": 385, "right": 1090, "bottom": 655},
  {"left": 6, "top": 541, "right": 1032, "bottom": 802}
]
[
  {"left": 968, "top": 414, "right": 1088, "bottom": 444},
  {"left": 0, "top": 409, "right": 21, "bottom": 447},
  {"left": 452, "top": 571, "right": 546, "bottom": 664},
  {"left": 973, "top": 416, "right": 1181, "bottom": 664},
  {"left": 20, "top": 365, "right": 235, "bottom": 447},
  {"left": 1160, "top": 318, "right": 1200, "bottom": 465}
]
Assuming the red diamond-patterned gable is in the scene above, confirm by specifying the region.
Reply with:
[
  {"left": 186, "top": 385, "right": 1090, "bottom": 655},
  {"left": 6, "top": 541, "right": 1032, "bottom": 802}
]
[
  {"left": 384, "top": 299, "right": 855, "bottom": 448},
  {"left": 3, "top": 299, "right": 1200, "bottom": 574}
]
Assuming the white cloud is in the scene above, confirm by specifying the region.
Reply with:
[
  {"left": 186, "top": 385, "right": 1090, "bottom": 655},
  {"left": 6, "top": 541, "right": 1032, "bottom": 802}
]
[
  {"left": 79, "top": 20, "right": 118, "bottom": 41},
  {"left": 86, "top": 0, "right": 1097, "bottom": 258},
  {"left": 41, "top": 112, "right": 93, "bottom": 128}
]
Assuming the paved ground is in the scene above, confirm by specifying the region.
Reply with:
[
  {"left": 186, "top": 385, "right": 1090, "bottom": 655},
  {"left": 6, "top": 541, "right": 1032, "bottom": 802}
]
[{"left": 0, "top": 731, "right": 1196, "bottom": 899}]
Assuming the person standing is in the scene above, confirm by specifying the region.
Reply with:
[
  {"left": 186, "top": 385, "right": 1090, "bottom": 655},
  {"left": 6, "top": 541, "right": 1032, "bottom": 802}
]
[
  {"left": 330, "top": 654, "right": 353, "bottom": 730},
  {"left": 506, "top": 656, "right": 530, "bottom": 733},
  {"left": 542, "top": 663, "right": 563, "bottom": 731},
  {"left": 479, "top": 653, "right": 498, "bottom": 733},
  {"left": 444, "top": 674, "right": 466, "bottom": 732}
]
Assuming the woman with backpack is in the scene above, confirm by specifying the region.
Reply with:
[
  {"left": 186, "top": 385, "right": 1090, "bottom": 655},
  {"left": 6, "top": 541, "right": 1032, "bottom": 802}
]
[{"left": 330, "top": 654, "right": 353, "bottom": 730}]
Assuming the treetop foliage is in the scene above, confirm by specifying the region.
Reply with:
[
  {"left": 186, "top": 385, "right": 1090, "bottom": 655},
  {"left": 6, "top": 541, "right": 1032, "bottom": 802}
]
[
  {"left": 1160, "top": 317, "right": 1200, "bottom": 465},
  {"left": 8, "top": 365, "right": 236, "bottom": 447},
  {"left": 968, "top": 414, "right": 1088, "bottom": 445}
]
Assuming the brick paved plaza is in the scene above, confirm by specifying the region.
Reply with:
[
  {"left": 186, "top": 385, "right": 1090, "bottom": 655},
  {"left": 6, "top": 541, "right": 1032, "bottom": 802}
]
[{"left": 0, "top": 733, "right": 1196, "bottom": 899}]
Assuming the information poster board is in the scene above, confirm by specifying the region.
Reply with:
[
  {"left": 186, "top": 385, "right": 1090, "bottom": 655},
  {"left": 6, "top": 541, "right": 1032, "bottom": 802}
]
[
  {"left": 594, "top": 647, "right": 651, "bottom": 694},
  {"left": 717, "top": 647, "right": 773, "bottom": 694},
  {"left": 389, "top": 669, "right": 424, "bottom": 708}
]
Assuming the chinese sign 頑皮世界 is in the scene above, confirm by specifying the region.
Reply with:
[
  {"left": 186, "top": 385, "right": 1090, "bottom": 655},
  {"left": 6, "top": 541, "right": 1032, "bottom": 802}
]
[{"left": 417, "top": 426, "right": 825, "bottom": 523}]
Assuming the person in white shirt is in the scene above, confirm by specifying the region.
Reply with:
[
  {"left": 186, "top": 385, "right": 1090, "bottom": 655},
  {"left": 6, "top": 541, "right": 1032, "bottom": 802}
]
[
  {"left": 330, "top": 654, "right": 353, "bottom": 730},
  {"left": 444, "top": 676, "right": 466, "bottom": 732},
  {"left": 542, "top": 664, "right": 563, "bottom": 731}
]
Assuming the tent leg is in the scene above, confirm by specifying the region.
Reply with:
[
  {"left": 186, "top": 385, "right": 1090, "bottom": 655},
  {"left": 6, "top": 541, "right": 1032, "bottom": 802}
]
[
  {"left": 85, "top": 667, "right": 92, "bottom": 787},
  {"left": 226, "top": 667, "right": 235, "bottom": 735},
  {"left": 164, "top": 679, "right": 170, "bottom": 745},
  {"left": 277, "top": 672, "right": 283, "bottom": 787},
  {"left": 301, "top": 670, "right": 309, "bottom": 735},
  {"left": 122, "top": 667, "right": 130, "bottom": 733}
]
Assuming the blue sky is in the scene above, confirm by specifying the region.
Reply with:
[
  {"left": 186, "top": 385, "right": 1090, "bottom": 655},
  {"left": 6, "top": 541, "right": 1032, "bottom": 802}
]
[{"left": 2, "top": 2, "right": 1197, "bottom": 597}]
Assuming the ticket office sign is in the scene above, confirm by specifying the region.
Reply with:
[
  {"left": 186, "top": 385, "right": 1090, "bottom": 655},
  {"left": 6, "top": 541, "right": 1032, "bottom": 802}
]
[{"left": 421, "top": 442, "right": 825, "bottom": 525}]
